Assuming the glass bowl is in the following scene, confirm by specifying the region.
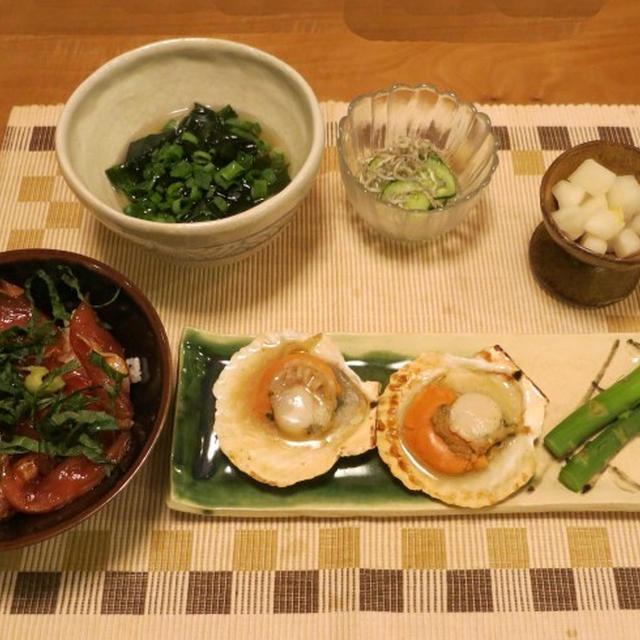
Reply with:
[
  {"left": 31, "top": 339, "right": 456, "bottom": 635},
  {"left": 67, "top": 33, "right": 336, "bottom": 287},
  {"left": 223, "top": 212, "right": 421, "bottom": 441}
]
[{"left": 337, "top": 83, "right": 499, "bottom": 242}]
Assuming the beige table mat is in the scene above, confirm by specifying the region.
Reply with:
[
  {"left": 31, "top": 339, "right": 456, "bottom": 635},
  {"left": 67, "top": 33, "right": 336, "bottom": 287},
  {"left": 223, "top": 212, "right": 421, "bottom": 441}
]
[{"left": 1, "top": 103, "right": 640, "bottom": 638}]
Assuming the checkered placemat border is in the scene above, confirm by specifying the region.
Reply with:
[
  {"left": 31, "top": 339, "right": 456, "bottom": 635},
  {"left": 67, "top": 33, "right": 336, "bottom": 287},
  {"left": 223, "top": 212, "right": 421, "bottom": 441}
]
[{"left": 2, "top": 520, "right": 640, "bottom": 615}]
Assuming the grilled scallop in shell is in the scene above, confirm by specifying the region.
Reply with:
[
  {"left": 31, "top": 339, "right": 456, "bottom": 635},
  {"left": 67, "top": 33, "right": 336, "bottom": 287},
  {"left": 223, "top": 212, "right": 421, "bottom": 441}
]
[
  {"left": 212, "top": 332, "right": 378, "bottom": 487},
  {"left": 376, "top": 346, "right": 547, "bottom": 508}
]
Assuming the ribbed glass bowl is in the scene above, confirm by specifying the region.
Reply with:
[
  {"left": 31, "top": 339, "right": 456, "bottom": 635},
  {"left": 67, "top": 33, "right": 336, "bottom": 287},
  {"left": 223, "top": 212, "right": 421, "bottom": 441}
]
[{"left": 337, "top": 84, "right": 499, "bottom": 242}]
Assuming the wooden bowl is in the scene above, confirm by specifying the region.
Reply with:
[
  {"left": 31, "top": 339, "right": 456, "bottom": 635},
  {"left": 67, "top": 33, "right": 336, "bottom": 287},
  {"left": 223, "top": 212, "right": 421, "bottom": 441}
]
[
  {"left": 0, "top": 249, "right": 173, "bottom": 550},
  {"left": 530, "top": 140, "right": 640, "bottom": 306}
]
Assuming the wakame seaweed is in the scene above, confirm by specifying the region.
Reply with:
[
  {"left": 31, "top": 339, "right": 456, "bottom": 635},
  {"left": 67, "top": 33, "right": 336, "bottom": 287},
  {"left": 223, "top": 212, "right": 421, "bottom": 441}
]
[{"left": 105, "top": 103, "right": 291, "bottom": 223}]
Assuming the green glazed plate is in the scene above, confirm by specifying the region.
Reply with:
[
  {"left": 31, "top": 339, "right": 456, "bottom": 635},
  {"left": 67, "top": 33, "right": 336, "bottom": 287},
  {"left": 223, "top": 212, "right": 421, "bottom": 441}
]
[{"left": 168, "top": 328, "right": 640, "bottom": 516}]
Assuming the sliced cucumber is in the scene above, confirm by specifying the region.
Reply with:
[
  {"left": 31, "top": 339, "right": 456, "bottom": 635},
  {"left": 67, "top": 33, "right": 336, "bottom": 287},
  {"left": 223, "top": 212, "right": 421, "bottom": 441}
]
[
  {"left": 368, "top": 155, "right": 385, "bottom": 171},
  {"left": 424, "top": 153, "right": 456, "bottom": 198},
  {"left": 381, "top": 180, "right": 421, "bottom": 200},
  {"left": 366, "top": 147, "right": 457, "bottom": 211},
  {"left": 381, "top": 180, "right": 432, "bottom": 211},
  {"left": 402, "top": 191, "right": 431, "bottom": 210}
]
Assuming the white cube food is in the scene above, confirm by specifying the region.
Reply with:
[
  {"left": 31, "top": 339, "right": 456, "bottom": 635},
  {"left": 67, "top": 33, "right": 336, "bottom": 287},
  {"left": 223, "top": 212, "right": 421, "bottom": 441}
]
[
  {"left": 606, "top": 175, "right": 640, "bottom": 219},
  {"left": 629, "top": 214, "right": 640, "bottom": 235},
  {"left": 581, "top": 193, "right": 609, "bottom": 215},
  {"left": 583, "top": 209, "right": 625, "bottom": 241},
  {"left": 551, "top": 179, "right": 585, "bottom": 209},
  {"left": 568, "top": 158, "right": 616, "bottom": 196},
  {"left": 552, "top": 206, "right": 589, "bottom": 240},
  {"left": 580, "top": 233, "right": 608, "bottom": 254},
  {"left": 611, "top": 228, "right": 640, "bottom": 258}
]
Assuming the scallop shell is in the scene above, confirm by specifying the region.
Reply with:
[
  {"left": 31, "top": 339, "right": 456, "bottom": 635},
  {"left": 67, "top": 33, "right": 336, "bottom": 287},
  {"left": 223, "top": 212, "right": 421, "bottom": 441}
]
[
  {"left": 376, "top": 346, "right": 547, "bottom": 508},
  {"left": 212, "top": 332, "right": 379, "bottom": 487}
]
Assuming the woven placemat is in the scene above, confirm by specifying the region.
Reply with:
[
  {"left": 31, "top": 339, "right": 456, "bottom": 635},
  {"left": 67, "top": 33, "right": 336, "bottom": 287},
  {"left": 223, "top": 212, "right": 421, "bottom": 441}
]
[{"left": 1, "top": 102, "right": 640, "bottom": 638}]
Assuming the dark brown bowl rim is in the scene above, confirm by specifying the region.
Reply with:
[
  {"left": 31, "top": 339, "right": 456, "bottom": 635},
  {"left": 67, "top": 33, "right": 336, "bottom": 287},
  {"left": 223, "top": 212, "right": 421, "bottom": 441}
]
[
  {"left": 0, "top": 249, "right": 173, "bottom": 550},
  {"left": 540, "top": 140, "right": 640, "bottom": 269}
]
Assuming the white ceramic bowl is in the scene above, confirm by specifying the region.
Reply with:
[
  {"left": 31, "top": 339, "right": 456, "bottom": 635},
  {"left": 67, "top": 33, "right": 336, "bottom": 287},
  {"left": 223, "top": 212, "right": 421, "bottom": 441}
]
[
  {"left": 56, "top": 38, "right": 324, "bottom": 263},
  {"left": 337, "top": 84, "right": 498, "bottom": 242}
]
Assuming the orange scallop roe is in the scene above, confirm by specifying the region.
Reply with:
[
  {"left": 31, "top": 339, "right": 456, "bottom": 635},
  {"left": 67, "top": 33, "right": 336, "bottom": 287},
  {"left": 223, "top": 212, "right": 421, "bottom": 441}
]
[
  {"left": 252, "top": 351, "right": 339, "bottom": 418},
  {"left": 403, "top": 384, "right": 485, "bottom": 476}
]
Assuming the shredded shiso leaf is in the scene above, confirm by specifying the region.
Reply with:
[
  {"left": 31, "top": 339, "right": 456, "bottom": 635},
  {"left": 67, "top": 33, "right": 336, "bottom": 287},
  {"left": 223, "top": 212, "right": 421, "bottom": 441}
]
[{"left": 0, "top": 268, "right": 121, "bottom": 465}]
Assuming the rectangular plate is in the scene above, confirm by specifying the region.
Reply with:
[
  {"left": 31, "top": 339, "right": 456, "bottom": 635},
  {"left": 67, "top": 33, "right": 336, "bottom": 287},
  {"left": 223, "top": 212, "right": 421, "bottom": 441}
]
[{"left": 168, "top": 329, "right": 640, "bottom": 516}]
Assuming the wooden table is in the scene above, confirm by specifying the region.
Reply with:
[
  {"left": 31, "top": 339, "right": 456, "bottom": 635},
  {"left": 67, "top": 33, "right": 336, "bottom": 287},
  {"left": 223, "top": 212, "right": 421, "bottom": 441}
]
[{"left": 2, "top": 0, "right": 640, "bottom": 130}]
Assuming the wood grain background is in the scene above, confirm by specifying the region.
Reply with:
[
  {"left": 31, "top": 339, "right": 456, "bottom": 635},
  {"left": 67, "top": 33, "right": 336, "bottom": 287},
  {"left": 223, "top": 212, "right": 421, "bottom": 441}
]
[{"left": 1, "top": 0, "right": 640, "bottom": 129}]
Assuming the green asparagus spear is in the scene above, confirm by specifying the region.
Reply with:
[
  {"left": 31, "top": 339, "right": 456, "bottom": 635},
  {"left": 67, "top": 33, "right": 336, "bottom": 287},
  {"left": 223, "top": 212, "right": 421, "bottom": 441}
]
[
  {"left": 544, "top": 363, "right": 640, "bottom": 458},
  {"left": 558, "top": 407, "right": 640, "bottom": 492}
]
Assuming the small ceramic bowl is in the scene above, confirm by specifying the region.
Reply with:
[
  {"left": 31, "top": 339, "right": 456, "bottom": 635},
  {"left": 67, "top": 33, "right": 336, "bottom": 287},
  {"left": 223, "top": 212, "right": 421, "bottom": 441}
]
[
  {"left": 0, "top": 249, "right": 173, "bottom": 549},
  {"left": 337, "top": 83, "right": 498, "bottom": 242},
  {"left": 56, "top": 38, "right": 324, "bottom": 263},
  {"left": 530, "top": 140, "right": 640, "bottom": 306}
]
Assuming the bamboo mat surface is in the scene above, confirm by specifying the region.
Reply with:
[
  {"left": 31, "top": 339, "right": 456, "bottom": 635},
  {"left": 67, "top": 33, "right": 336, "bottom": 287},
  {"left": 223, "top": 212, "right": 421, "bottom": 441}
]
[{"left": 1, "top": 102, "right": 640, "bottom": 638}]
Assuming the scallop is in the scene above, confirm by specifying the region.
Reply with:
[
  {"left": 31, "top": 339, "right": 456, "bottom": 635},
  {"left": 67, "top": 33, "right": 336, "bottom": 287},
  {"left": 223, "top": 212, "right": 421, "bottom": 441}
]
[
  {"left": 212, "top": 332, "right": 379, "bottom": 487},
  {"left": 376, "top": 346, "right": 547, "bottom": 508}
]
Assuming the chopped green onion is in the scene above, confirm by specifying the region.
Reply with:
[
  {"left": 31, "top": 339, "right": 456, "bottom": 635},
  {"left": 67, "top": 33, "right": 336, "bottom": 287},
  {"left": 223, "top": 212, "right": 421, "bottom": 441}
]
[
  {"left": 236, "top": 151, "right": 254, "bottom": 169},
  {"left": 192, "top": 168, "right": 212, "bottom": 189},
  {"left": 212, "top": 196, "right": 228, "bottom": 213},
  {"left": 180, "top": 131, "right": 199, "bottom": 146},
  {"left": 225, "top": 117, "right": 261, "bottom": 135},
  {"left": 192, "top": 150, "right": 212, "bottom": 165},
  {"left": 156, "top": 143, "right": 183, "bottom": 162},
  {"left": 166, "top": 181, "right": 184, "bottom": 198},
  {"left": 251, "top": 179, "right": 268, "bottom": 200},
  {"left": 219, "top": 160, "right": 245, "bottom": 182},
  {"left": 214, "top": 172, "right": 232, "bottom": 190},
  {"left": 171, "top": 198, "right": 186, "bottom": 215},
  {"left": 170, "top": 161, "right": 192, "bottom": 179},
  {"left": 105, "top": 103, "right": 291, "bottom": 222}
]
